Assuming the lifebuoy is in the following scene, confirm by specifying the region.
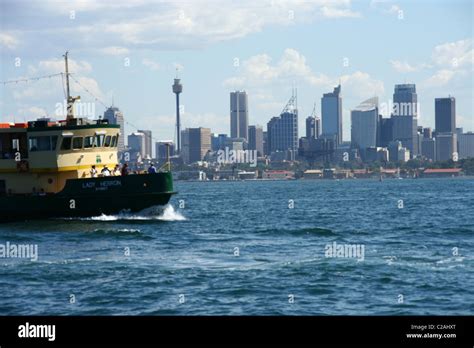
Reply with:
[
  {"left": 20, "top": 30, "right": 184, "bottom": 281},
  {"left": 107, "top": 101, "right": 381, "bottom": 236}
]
[{"left": 16, "top": 160, "right": 29, "bottom": 172}]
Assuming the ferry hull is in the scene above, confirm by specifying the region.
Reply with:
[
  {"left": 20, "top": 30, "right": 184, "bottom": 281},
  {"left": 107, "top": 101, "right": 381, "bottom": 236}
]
[{"left": 1, "top": 173, "right": 175, "bottom": 221}]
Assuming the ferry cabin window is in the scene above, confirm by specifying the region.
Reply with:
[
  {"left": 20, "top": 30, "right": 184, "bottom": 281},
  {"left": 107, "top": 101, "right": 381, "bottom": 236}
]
[
  {"left": 1, "top": 133, "right": 28, "bottom": 159},
  {"left": 72, "top": 137, "right": 83, "bottom": 149},
  {"left": 29, "top": 136, "right": 52, "bottom": 151},
  {"left": 96, "top": 134, "right": 105, "bottom": 147},
  {"left": 61, "top": 137, "right": 72, "bottom": 150},
  {"left": 84, "top": 136, "right": 95, "bottom": 148},
  {"left": 111, "top": 135, "right": 118, "bottom": 147},
  {"left": 51, "top": 136, "right": 58, "bottom": 150},
  {"left": 104, "top": 135, "right": 112, "bottom": 147}
]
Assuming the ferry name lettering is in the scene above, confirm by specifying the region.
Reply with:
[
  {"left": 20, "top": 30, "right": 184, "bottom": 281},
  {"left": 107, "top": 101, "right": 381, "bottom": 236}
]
[
  {"left": 100, "top": 180, "right": 121, "bottom": 187},
  {"left": 82, "top": 182, "right": 96, "bottom": 189}
]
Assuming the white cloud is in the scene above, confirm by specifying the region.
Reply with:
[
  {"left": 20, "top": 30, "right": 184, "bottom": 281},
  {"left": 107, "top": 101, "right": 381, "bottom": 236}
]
[
  {"left": 340, "top": 71, "right": 385, "bottom": 99},
  {"left": 418, "top": 39, "right": 473, "bottom": 88},
  {"left": 389, "top": 38, "right": 472, "bottom": 90},
  {"left": 431, "top": 39, "right": 473, "bottom": 69},
  {"left": 100, "top": 46, "right": 130, "bottom": 56},
  {"left": 0, "top": 32, "right": 19, "bottom": 49},
  {"left": 387, "top": 4, "right": 401, "bottom": 14},
  {"left": 224, "top": 49, "right": 383, "bottom": 100},
  {"left": 320, "top": 6, "right": 361, "bottom": 18},
  {"left": 422, "top": 69, "right": 464, "bottom": 88},
  {"left": 9, "top": 58, "right": 105, "bottom": 117},
  {"left": 223, "top": 48, "right": 331, "bottom": 88},
  {"left": 9, "top": 0, "right": 361, "bottom": 51},
  {"left": 389, "top": 60, "right": 417, "bottom": 73},
  {"left": 36, "top": 58, "right": 92, "bottom": 74},
  {"left": 71, "top": 76, "right": 106, "bottom": 102},
  {"left": 142, "top": 58, "right": 160, "bottom": 71},
  {"left": 389, "top": 60, "right": 431, "bottom": 73},
  {"left": 18, "top": 106, "right": 48, "bottom": 119}
]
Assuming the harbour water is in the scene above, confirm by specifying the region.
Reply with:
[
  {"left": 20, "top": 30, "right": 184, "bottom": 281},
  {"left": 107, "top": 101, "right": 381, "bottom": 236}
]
[{"left": 0, "top": 178, "right": 473, "bottom": 315}]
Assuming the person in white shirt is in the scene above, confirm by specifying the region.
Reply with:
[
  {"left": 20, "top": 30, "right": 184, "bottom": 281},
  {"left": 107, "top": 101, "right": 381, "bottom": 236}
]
[
  {"left": 101, "top": 165, "right": 111, "bottom": 176},
  {"left": 113, "top": 164, "right": 121, "bottom": 176},
  {"left": 90, "top": 165, "right": 97, "bottom": 178}
]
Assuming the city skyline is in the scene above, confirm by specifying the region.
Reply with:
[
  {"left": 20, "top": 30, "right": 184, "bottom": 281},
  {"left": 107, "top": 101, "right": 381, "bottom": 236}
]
[{"left": 1, "top": 0, "right": 472, "bottom": 143}]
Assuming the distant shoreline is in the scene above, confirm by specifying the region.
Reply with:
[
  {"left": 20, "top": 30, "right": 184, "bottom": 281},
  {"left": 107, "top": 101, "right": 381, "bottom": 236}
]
[{"left": 175, "top": 176, "right": 474, "bottom": 182}]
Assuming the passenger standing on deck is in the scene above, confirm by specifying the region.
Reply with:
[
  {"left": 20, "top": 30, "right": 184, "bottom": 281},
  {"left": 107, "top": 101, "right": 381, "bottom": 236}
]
[
  {"left": 121, "top": 163, "right": 129, "bottom": 176},
  {"left": 148, "top": 163, "right": 157, "bottom": 174},
  {"left": 90, "top": 165, "right": 97, "bottom": 178},
  {"left": 113, "top": 164, "right": 121, "bottom": 176},
  {"left": 101, "top": 165, "right": 111, "bottom": 176}
]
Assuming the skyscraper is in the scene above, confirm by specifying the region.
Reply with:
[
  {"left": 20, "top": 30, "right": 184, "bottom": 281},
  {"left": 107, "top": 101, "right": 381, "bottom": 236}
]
[
  {"left": 321, "top": 84, "right": 342, "bottom": 145},
  {"left": 181, "top": 127, "right": 211, "bottom": 164},
  {"left": 156, "top": 141, "right": 175, "bottom": 161},
  {"left": 421, "top": 138, "right": 436, "bottom": 161},
  {"left": 435, "top": 97, "right": 456, "bottom": 133},
  {"left": 128, "top": 132, "right": 146, "bottom": 159},
  {"left": 391, "top": 84, "right": 418, "bottom": 157},
  {"left": 306, "top": 116, "right": 315, "bottom": 139},
  {"left": 351, "top": 97, "right": 379, "bottom": 151},
  {"left": 138, "top": 129, "right": 152, "bottom": 159},
  {"left": 248, "top": 125, "right": 264, "bottom": 156},
  {"left": 458, "top": 132, "right": 474, "bottom": 159},
  {"left": 267, "top": 111, "right": 298, "bottom": 153},
  {"left": 436, "top": 133, "right": 457, "bottom": 161},
  {"left": 103, "top": 106, "right": 125, "bottom": 150},
  {"left": 379, "top": 117, "right": 393, "bottom": 147},
  {"left": 230, "top": 91, "right": 249, "bottom": 141}
]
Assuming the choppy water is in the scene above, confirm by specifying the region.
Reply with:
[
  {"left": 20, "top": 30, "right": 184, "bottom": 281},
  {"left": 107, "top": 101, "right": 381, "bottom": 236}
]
[{"left": 0, "top": 178, "right": 473, "bottom": 315}]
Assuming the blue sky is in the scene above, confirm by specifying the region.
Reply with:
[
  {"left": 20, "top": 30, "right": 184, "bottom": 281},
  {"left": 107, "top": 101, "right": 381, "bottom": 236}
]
[{"left": 1, "top": 0, "right": 473, "bottom": 144}]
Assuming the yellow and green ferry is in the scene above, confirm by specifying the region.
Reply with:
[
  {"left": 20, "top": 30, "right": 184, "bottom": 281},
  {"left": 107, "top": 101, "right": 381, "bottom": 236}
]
[{"left": 0, "top": 53, "right": 175, "bottom": 221}]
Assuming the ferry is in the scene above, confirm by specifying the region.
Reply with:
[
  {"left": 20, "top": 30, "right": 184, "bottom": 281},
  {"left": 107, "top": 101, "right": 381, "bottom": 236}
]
[{"left": 0, "top": 53, "right": 175, "bottom": 221}]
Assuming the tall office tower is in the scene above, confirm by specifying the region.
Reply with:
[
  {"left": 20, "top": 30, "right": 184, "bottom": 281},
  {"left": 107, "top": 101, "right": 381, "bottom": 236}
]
[
  {"left": 351, "top": 97, "right": 379, "bottom": 151},
  {"left": 458, "top": 132, "right": 474, "bottom": 159},
  {"left": 321, "top": 84, "right": 342, "bottom": 145},
  {"left": 435, "top": 97, "right": 456, "bottom": 133},
  {"left": 128, "top": 132, "right": 146, "bottom": 158},
  {"left": 267, "top": 95, "right": 298, "bottom": 153},
  {"left": 230, "top": 91, "right": 249, "bottom": 141},
  {"left": 306, "top": 104, "right": 321, "bottom": 139},
  {"left": 421, "top": 138, "right": 436, "bottom": 161},
  {"left": 423, "top": 127, "right": 433, "bottom": 139},
  {"left": 305, "top": 116, "right": 316, "bottom": 139},
  {"left": 388, "top": 140, "right": 403, "bottom": 162},
  {"left": 211, "top": 133, "right": 220, "bottom": 151},
  {"left": 172, "top": 77, "right": 183, "bottom": 154},
  {"left": 314, "top": 117, "right": 321, "bottom": 138},
  {"left": 103, "top": 106, "right": 125, "bottom": 150},
  {"left": 248, "top": 125, "right": 264, "bottom": 156},
  {"left": 138, "top": 129, "right": 152, "bottom": 159},
  {"left": 263, "top": 131, "right": 268, "bottom": 155},
  {"left": 391, "top": 84, "right": 418, "bottom": 157},
  {"left": 156, "top": 141, "right": 175, "bottom": 161},
  {"left": 181, "top": 127, "right": 211, "bottom": 164},
  {"left": 379, "top": 117, "right": 393, "bottom": 147},
  {"left": 436, "top": 133, "right": 457, "bottom": 161}
]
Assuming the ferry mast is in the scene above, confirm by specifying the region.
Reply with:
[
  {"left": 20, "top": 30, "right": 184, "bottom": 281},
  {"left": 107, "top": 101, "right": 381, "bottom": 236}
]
[{"left": 63, "top": 51, "right": 80, "bottom": 121}]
